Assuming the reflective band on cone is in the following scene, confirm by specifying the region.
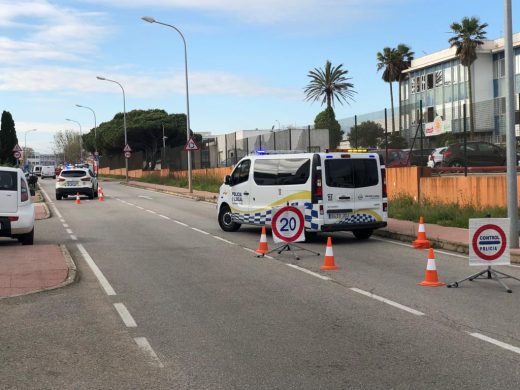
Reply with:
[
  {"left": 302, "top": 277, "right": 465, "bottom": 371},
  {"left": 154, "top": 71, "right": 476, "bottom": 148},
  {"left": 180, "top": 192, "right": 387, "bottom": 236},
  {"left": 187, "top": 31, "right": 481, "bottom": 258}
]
[
  {"left": 75, "top": 192, "right": 81, "bottom": 205},
  {"left": 320, "top": 237, "right": 338, "bottom": 270},
  {"left": 418, "top": 248, "right": 445, "bottom": 287},
  {"left": 99, "top": 189, "right": 104, "bottom": 202},
  {"left": 413, "top": 216, "right": 430, "bottom": 249},
  {"left": 255, "top": 226, "right": 269, "bottom": 256}
]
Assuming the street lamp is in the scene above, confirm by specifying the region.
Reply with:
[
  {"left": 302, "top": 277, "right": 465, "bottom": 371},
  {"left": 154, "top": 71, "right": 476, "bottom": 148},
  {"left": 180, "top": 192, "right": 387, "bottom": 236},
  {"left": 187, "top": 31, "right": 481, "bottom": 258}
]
[
  {"left": 24, "top": 129, "right": 37, "bottom": 166},
  {"left": 65, "top": 118, "right": 83, "bottom": 162},
  {"left": 141, "top": 15, "right": 193, "bottom": 193},
  {"left": 96, "top": 76, "right": 128, "bottom": 182},
  {"left": 76, "top": 104, "right": 97, "bottom": 157}
]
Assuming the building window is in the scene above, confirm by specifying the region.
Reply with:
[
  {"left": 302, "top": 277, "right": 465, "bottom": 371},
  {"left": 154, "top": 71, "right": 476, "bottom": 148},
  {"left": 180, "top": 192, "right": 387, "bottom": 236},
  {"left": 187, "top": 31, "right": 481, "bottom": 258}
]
[
  {"left": 435, "top": 71, "right": 443, "bottom": 87},
  {"left": 515, "top": 53, "right": 520, "bottom": 74},
  {"left": 444, "top": 67, "right": 452, "bottom": 86},
  {"left": 427, "top": 73, "right": 434, "bottom": 89},
  {"left": 426, "top": 107, "right": 435, "bottom": 122},
  {"left": 453, "top": 65, "right": 459, "bottom": 84},
  {"left": 421, "top": 75, "right": 426, "bottom": 91},
  {"left": 410, "top": 78, "right": 416, "bottom": 94},
  {"left": 416, "top": 76, "right": 421, "bottom": 92},
  {"left": 494, "top": 58, "right": 505, "bottom": 79}
]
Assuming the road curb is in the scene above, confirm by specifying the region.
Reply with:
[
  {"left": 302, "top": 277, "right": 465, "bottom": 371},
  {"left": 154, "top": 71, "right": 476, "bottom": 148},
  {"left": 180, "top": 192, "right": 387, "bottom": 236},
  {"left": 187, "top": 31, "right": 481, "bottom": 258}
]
[{"left": 122, "top": 181, "right": 218, "bottom": 203}]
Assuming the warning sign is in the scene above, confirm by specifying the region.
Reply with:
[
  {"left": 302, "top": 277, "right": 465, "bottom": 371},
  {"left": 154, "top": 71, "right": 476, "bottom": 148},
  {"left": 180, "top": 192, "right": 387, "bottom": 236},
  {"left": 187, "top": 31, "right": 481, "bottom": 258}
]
[
  {"left": 469, "top": 218, "right": 510, "bottom": 266},
  {"left": 123, "top": 144, "right": 132, "bottom": 152},
  {"left": 183, "top": 137, "right": 199, "bottom": 151},
  {"left": 12, "top": 144, "right": 22, "bottom": 152}
]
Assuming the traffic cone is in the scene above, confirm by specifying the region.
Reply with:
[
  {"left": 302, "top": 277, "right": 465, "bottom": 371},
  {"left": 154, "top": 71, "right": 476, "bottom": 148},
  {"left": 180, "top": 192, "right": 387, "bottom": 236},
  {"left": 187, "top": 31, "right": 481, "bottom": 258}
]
[
  {"left": 75, "top": 192, "right": 81, "bottom": 205},
  {"left": 255, "top": 226, "right": 269, "bottom": 256},
  {"left": 412, "top": 216, "right": 430, "bottom": 249},
  {"left": 98, "top": 188, "right": 104, "bottom": 202},
  {"left": 418, "top": 248, "right": 445, "bottom": 287},
  {"left": 320, "top": 237, "right": 338, "bottom": 270}
]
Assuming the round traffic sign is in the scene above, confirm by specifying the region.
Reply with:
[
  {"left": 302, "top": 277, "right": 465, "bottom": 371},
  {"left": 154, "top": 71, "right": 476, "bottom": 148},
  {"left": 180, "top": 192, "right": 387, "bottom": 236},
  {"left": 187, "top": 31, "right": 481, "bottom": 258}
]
[
  {"left": 13, "top": 151, "right": 21, "bottom": 159},
  {"left": 271, "top": 206, "right": 304, "bottom": 243},
  {"left": 471, "top": 224, "right": 507, "bottom": 261},
  {"left": 124, "top": 151, "right": 131, "bottom": 158}
]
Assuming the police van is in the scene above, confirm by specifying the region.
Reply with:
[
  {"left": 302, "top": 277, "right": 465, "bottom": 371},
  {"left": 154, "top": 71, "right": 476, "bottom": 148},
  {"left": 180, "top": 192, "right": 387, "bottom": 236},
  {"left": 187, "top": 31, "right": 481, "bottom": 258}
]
[{"left": 217, "top": 151, "right": 387, "bottom": 239}]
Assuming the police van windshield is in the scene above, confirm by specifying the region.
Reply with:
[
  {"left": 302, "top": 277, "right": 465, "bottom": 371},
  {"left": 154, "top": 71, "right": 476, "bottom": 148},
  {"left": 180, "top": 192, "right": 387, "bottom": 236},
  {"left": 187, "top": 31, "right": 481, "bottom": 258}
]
[{"left": 325, "top": 159, "right": 378, "bottom": 188}]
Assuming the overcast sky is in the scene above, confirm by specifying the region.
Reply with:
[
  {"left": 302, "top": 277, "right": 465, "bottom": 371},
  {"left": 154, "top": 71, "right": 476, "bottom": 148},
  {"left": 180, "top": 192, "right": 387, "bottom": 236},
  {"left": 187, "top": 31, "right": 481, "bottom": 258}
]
[{"left": 0, "top": 0, "right": 511, "bottom": 153}]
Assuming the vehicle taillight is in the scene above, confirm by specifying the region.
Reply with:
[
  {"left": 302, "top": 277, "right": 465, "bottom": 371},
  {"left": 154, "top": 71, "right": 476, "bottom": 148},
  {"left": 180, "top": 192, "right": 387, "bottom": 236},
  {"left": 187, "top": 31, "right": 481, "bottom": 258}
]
[
  {"left": 58, "top": 178, "right": 65, "bottom": 182},
  {"left": 443, "top": 149, "right": 452, "bottom": 159},
  {"left": 315, "top": 177, "right": 322, "bottom": 198},
  {"left": 381, "top": 168, "right": 387, "bottom": 198},
  {"left": 8, "top": 216, "right": 19, "bottom": 221},
  {"left": 81, "top": 177, "right": 91, "bottom": 182}
]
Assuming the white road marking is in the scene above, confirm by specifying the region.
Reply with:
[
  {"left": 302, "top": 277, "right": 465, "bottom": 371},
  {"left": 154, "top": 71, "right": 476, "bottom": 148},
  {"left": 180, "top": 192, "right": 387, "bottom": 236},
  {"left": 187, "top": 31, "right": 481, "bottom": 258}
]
[
  {"left": 191, "top": 227, "right": 209, "bottom": 235},
  {"left": 66, "top": 228, "right": 73, "bottom": 234},
  {"left": 134, "top": 337, "right": 164, "bottom": 368},
  {"left": 243, "top": 247, "right": 256, "bottom": 254},
  {"left": 39, "top": 186, "right": 63, "bottom": 218},
  {"left": 372, "top": 236, "right": 469, "bottom": 259},
  {"left": 350, "top": 287, "right": 425, "bottom": 316},
  {"left": 174, "top": 220, "right": 188, "bottom": 227},
  {"left": 286, "top": 264, "right": 331, "bottom": 280},
  {"left": 136, "top": 206, "right": 144, "bottom": 210},
  {"left": 212, "top": 236, "right": 235, "bottom": 245},
  {"left": 146, "top": 210, "right": 157, "bottom": 214},
  {"left": 159, "top": 214, "right": 170, "bottom": 220},
  {"left": 70, "top": 235, "right": 78, "bottom": 241},
  {"left": 113, "top": 303, "right": 137, "bottom": 327},
  {"left": 468, "top": 332, "right": 520, "bottom": 355},
  {"left": 127, "top": 202, "right": 135, "bottom": 206},
  {"left": 77, "top": 243, "right": 116, "bottom": 296},
  {"left": 63, "top": 223, "right": 69, "bottom": 228},
  {"left": 59, "top": 218, "right": 65, "bottom": 223},
  {"left": 138, "top": 195, "right": 153, "bottom": 200}
]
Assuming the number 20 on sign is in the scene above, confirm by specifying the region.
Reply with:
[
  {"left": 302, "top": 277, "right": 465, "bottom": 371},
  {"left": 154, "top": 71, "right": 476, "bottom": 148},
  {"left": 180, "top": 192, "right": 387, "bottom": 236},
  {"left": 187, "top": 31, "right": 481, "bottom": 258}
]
[{"left": 271, "top": 206, "right": 305, "bottom": 243}]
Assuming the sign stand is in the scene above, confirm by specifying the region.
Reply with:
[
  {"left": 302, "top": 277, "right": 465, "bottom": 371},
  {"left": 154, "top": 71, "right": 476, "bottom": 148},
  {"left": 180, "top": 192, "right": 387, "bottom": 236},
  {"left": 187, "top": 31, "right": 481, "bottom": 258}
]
[
  {"left": 447, "top": 266, "right": 520, "bottom": 293},
  {"left": 447, "top": 218, "right": 519, "bottom": 293},
  {"left": 267, "top": 205, "right": 320, "bottom": 260}
]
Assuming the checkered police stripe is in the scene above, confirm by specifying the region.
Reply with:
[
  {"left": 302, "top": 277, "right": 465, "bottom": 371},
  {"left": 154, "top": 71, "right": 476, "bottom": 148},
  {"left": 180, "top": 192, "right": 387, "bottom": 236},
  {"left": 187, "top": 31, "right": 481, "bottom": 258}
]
[
  {"left": 338, "top": 213, "right": 376, "bottom": 224},
  {"left": 231, "top": 209, "right": 272, "bottom": 224}
]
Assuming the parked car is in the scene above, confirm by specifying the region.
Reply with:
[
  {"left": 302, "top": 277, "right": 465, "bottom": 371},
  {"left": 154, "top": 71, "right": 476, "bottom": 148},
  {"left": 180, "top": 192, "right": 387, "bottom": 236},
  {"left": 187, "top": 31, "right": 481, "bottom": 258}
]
[
  {"left": 55, "top": 167, "right": 98, "bottom": 200},
  {"left": 40, "top": 165, "right": 56, "bottom": 179},
  {"left": 381, "top": 148, "right": 434, "bottom": 167},
  {"left": 441, "top": 141, "right": 510, "bottom": 167},
  {"left": 0, "top": 167, "right": 35, "bottom": 245},
  {"left": 427, "top": 147, "right": 448, "bottom": 168}
]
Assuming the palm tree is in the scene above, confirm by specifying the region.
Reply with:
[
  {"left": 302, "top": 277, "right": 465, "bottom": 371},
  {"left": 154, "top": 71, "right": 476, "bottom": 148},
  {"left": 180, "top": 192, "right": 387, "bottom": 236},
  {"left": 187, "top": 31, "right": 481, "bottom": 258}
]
[
  {"left": 304, "top": 60, "right": 356, "bottom": 108},
  {"left": 396, "top": 44, "right": 414, "bottom": 131},
  {"left": 449, "top": 16, "right": 488, "bottom": 138}
]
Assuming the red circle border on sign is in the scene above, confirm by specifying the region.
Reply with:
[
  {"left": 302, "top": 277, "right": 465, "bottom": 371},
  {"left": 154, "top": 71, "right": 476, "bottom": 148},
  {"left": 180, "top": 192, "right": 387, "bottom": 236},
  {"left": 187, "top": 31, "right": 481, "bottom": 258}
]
[
  {"left": 471, "top": 224, "right": 507, "bottom": 261},
  {"left": 271, "top": 206, "right": 304, "bottom": 243}
]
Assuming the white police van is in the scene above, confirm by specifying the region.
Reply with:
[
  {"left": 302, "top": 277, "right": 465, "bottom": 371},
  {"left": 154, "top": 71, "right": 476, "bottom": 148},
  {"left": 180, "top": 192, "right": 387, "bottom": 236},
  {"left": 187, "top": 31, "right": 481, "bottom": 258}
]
[{"left": 217, "top": 151, "right": 387, "bottom": 239}]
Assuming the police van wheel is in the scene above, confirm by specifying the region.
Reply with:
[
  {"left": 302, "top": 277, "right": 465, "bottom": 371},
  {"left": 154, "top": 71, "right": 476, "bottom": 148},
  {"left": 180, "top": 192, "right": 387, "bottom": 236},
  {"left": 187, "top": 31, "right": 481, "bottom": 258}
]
[
  {"left": 353, "top": 229, "right": 373, "bottom": 240},
  {"left": 218, "top": 206, "right": 241, "bottom": 232}
]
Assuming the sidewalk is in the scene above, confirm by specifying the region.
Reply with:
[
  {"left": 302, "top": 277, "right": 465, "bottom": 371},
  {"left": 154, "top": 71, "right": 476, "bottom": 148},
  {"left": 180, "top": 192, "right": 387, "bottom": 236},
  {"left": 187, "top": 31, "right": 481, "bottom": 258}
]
[
  {"left": 125, "top": 180, "right": 520, "bottom": 264},
  {"left": 0, "top": 194, "right": 76, "bottom": 299}
]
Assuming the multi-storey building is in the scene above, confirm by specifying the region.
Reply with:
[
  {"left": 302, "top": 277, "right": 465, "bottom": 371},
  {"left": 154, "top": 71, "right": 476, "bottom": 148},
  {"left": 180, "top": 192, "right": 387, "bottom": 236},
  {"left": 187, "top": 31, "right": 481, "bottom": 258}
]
[{"left": 400, "top": 32, "right": 520, "bottom": 144}]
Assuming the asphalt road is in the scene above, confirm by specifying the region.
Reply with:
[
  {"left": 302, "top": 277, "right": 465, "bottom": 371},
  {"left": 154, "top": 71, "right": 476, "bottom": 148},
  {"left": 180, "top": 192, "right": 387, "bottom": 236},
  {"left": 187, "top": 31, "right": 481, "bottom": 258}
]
[{"left": 2, "top": 178, "right": 520, "bottom": 389}]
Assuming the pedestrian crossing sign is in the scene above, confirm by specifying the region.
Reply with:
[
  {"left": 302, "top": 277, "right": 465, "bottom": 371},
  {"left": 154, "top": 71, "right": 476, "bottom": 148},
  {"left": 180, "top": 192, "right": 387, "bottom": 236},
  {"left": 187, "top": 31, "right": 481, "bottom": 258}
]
[{"left": 184, "top": 137, "right": 199, "bottom": 151}]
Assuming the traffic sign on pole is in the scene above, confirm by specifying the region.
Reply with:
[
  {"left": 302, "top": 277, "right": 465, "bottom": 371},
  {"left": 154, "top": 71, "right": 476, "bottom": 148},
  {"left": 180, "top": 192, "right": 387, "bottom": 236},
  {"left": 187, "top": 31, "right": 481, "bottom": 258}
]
[
  {"left": 124, "top": 151, "right": 131, "bottom": 159},
  {"left": 183, "top": 137, "right": 199, "bottom": 151},
  {"left": 123, "top": 144, "right": 132, "bottom": 153},
  {"left": 13, "top": 151, "right": 21, "bottom": 159},
  {"left": 12, "top": 144, "right": 22, "bottom": 153}
]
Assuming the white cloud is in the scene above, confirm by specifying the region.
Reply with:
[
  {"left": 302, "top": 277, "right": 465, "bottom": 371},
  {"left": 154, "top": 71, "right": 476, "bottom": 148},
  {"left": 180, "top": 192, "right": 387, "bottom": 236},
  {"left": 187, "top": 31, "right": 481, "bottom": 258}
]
[
  {"left": 0, "top": 65, "right": 298, "bottom": 98},
  {"left": 88, "top": 0, "right": 392, "bottom": 24}
]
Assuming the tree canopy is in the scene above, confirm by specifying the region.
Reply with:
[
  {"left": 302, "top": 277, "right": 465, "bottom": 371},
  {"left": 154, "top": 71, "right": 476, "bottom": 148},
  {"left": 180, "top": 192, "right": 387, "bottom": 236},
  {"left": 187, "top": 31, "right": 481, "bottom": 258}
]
[
  {"left": 314, "top": 107, "right": 343, "bottom": 149},
  {"left": 347, "top": 120, "right": 385, "bottom": 149},
  {"left": 0, "top": 111, "right": 19, "bottom": 165}
]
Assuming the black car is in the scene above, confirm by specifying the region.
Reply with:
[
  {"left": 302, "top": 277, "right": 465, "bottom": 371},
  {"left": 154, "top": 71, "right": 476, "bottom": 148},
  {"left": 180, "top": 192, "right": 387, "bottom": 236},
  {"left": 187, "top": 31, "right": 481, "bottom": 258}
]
[{"left": 441, "top": 141, "right": 511, "bottom": 167}]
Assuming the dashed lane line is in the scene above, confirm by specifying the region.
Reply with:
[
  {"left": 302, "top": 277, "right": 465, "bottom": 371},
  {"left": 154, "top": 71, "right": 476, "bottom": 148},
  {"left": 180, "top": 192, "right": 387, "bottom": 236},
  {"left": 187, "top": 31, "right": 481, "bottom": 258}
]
[
  {"left": 212, "top": 236, "right": 235, "bottom": 245},
  {"left": 66, "top": 228, "right": 73, "bottom": 234},
  {"left": 191, "top": 227, "right": 209, "bottom": 235},
  {"left": 77, "top": 243, "right": 116, "bottom": 296},
  {"left": 158, "top": 214, "right": 170, "bottom": 220},
  {"left": 174, "top": 220, "right": 188, "bottom": 227},
  {"left": 134, "top": 337, "right": 164, "bottom": 368},
  {"left": 286, "top": 264, "right": 331, "bottom": 281},
  {"left": 350, "top": 287, "right": 425, "bottom": 316},
  {"left": 114, "top": 303, "right": 137, "bottom": 327},
  {"left": 468, "top": 332, "right": 520, "bottom": 355}
]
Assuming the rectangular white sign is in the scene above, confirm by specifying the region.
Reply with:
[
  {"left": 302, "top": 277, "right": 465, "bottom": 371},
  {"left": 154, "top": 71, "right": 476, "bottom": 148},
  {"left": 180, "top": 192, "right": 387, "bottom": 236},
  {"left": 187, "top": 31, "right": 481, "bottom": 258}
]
[{"left": 469, "top": 218, "right": 510, "bottom": 266}]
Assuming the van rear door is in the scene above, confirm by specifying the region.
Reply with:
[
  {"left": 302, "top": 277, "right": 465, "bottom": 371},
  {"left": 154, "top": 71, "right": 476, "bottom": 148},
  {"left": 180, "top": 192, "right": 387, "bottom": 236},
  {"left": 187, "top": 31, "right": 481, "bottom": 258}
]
[
  {"left": 0, "top": 171, "right": 18, "bottom": 213},
  {"left": 322, "top": 155, "right": 381, "bottom": 224}
]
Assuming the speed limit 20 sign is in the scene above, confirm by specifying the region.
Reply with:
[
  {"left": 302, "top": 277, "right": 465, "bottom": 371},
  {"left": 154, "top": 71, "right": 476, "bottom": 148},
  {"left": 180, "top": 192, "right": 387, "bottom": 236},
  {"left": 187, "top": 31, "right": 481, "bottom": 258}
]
[
  {"left": 469, "top": 218, "right": 510, "bottom": 266},
  {"left": 271, "top": 206, "right": 305, "bottom": 243}
]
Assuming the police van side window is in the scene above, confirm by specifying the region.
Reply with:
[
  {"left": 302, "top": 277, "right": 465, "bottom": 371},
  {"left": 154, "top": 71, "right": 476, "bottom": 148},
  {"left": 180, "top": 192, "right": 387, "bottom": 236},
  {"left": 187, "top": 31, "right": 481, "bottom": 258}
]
[
  {"left": 254, "top": 160, "right": 278, "bottom": 185},
  {"left": 231, "top": 159, "right": 250, "bottom": 185}
]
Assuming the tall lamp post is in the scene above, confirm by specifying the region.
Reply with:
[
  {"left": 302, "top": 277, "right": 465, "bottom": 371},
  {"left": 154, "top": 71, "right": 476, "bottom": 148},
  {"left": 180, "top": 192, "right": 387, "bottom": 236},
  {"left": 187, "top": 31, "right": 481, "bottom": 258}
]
[
  {"left": 65, "top": 118, "right": 83, "bottom": 162},
  {"left": 141, "top": 16, "right": 193, "bottom": 193},
  {"left": 96, "top": 76, "right": 128, "bottom": 182},
  {"left": 76, "top": 104, "right": 97, "bottom": 157},
  {"left": 24, "top": 129, "right": 37, "bottom": 166}
]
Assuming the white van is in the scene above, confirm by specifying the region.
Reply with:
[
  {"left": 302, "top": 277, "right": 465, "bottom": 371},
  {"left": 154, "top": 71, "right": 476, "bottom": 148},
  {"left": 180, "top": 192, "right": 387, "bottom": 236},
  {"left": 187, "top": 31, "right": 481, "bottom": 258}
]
[
  {"left": 40, "top": 165, "right": 56, "bottom": 179},
  {"left": 32, "top": 165, "right": 42, "bottom": 176},
  {"left": 217, "top": 151, "right": 387, "bottom": 239}
]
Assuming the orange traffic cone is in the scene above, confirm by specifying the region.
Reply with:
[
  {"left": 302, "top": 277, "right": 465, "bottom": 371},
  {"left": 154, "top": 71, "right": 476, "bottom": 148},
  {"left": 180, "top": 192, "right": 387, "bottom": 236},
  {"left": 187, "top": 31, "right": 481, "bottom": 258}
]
[
  {"left": 98, "top": 188, "right": 104, "bottom": 202},
  {"left": 412, "top": 216, "right": 430, "bottom": 249},
  {"left": 75, "top": 192, "right": 81, "bottom": 205},
  {"left": 418, "top": 248, "right": 445, "bottom": 287},
  {"left": 320, "top": 237, "right": 338, "bottom": 270},
  {"left": 255, "top": 226, "right": 269, "bottom": 256}
]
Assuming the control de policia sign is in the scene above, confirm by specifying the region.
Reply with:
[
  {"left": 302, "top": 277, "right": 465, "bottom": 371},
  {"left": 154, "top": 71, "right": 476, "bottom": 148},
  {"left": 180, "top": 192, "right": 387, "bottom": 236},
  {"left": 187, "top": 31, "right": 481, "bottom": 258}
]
[{"left": 469, "top": 218, "right": 510, "bottom": 266}]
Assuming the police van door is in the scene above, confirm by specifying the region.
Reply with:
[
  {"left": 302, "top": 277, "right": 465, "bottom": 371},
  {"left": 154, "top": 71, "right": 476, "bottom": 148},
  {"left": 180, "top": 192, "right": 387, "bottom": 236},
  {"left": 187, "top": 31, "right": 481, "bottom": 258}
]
[{"left": 228, "top": 159, "right": 251, "bottom": 218}]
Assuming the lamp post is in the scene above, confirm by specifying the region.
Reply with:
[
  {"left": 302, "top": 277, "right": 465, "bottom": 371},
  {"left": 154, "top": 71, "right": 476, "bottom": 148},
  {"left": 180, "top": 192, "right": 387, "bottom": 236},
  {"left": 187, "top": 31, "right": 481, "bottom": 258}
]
[
  {"left": 97, "top": 76, "right": 128, "bottom": 182},
  {"left": 141, "top": 16, "right": 193, "bottom": 193},
  {"left": 66, "top": 118, "right": 83, "bottom": 162},
  {"left": 76, "top": 104, "right": 97, "bottom": 158},
  {"left": 24, "top": 129, "right": 37, "bottom": 166}
]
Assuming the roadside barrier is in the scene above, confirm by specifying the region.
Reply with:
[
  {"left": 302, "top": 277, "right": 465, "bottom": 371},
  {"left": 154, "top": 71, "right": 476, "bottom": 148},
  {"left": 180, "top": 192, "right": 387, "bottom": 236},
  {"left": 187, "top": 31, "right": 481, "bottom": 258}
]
[
  {"left": 418, "top": 248, "right": 445, "bottom": 287},
  {"left": 255, "top": 226, "right": 269, "bottom": 256},
  {"left": 412, "top": 216, "right": 430, "bottom": 249},
  {"left": 320, "top": 237, "right": 338, "bottom": 270},
  {"left": 75, "top": 192, "right": 81, "bottom": 205}
]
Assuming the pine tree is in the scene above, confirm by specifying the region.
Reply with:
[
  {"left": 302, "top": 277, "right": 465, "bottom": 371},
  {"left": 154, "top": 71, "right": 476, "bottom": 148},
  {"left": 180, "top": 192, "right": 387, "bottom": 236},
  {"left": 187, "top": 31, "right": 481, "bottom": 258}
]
[{"left": 0, "top": 111, "right": 19, "bottom": 165}]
